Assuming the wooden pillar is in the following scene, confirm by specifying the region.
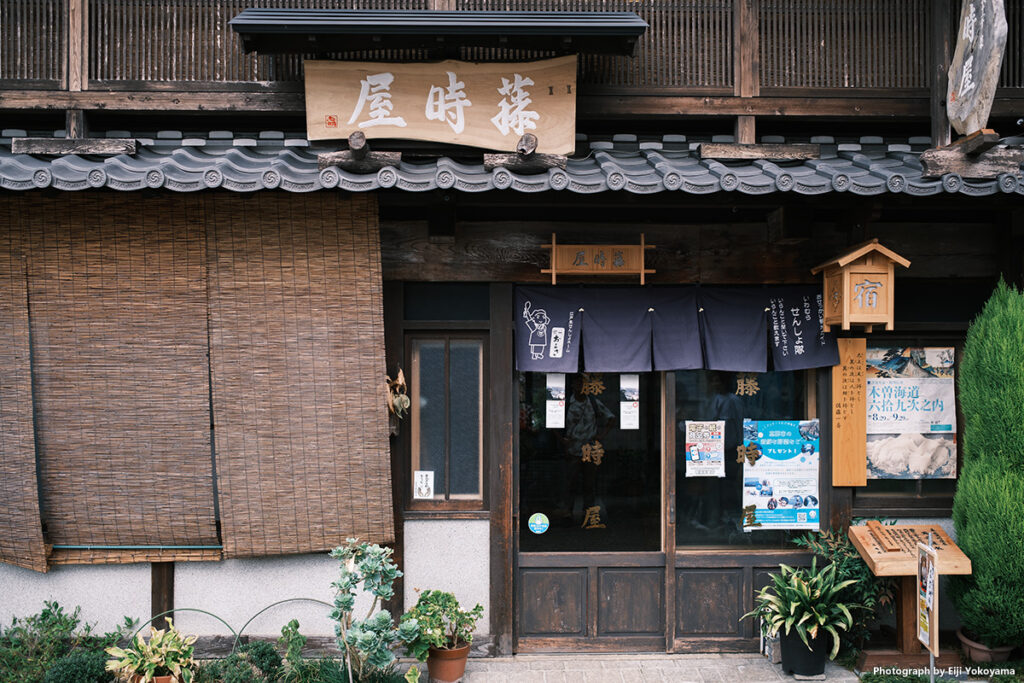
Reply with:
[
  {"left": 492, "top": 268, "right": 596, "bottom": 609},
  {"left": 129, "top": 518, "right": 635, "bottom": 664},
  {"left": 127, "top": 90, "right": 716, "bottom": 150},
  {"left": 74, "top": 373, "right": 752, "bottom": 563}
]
[
  {"left": 66, "top": 0, "right": 89, "bottom": 137},
  {"left": 488, "top": 284, "right": 515, "bottom": 655},
  {"left": 930, "top": 0, "right": 953, "bottom": 147},
  {"left": 151, "top": 563, "right": 174, "bottom": 630},
  {"left": 734, "top": 0, "right": 760, "bottom": 143},
  {"left": 382, "top": 281, "right": 405, "bottom": 619}
]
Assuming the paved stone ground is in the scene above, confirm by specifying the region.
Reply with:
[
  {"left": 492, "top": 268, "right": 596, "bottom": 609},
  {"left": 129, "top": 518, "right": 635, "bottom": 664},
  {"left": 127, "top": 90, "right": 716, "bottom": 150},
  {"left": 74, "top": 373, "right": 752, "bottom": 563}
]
[{"left": 455, "top": 653, "right": 860, "bottom": 682}]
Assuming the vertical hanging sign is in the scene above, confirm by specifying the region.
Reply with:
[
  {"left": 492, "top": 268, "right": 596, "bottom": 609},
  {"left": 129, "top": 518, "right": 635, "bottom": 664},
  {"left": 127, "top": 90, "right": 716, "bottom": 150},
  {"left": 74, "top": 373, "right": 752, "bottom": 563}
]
[
  {"left": 413, "top": 471, "right": 434, "bottom": 500},
  {"left": 545, "top": 373, "right": 566, "bottom": 429},
  {"left": 917, "top": 540, "right": 939, "bottom": 656},
  {"left": 685, "top": 420, "right": 725, "bottom": 478},
  {"left": 619, "top": 374, "right": 640, "bottom": 430}
]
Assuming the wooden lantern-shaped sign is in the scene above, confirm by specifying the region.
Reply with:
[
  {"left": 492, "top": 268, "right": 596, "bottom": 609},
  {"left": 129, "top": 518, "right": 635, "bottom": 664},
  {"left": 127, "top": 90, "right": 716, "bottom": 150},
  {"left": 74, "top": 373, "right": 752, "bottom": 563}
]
[{"left": 811, "top": 239, "right": 910, "bottom": 332}]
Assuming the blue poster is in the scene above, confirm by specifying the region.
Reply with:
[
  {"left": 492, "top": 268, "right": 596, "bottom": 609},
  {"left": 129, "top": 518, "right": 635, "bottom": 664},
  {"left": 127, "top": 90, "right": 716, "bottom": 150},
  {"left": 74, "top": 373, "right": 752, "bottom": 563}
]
[{"left": 741, "top": 419, "right": 820, "bottom": 531}]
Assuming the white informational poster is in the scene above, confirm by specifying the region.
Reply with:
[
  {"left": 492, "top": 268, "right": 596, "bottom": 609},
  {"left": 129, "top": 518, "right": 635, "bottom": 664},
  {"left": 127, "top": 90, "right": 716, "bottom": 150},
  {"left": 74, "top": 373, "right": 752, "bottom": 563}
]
[
  {"left": 742, "top": 419, "right": 820, "bottom": 531},
  {"left": 684, "top": 420, "right": 726, "bottom": 478},
  {"left": 545, "top": 373, "right": 566, "bottom": 429},
  {"left": 917, "top": 541, "right": 939, "bottom": 655},
  {"left": 866, "top": 347, "right": 957, "bottom": 479},
  {"left": 413, "top": 470, "right": 434, "bottom": 500},
  {"left": 619, "top": 373, "right": 640, "bottom": 430}
]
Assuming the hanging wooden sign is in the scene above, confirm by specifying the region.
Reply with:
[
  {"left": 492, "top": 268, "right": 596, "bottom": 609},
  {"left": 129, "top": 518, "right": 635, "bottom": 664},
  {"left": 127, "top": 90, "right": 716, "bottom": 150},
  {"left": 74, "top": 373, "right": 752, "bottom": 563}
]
[
  {"left": 832, "top": 338, "right": 867, "bottom": 487},
  {"left": 811, "top": 239, "right": 911, "bottom": 332},
  {"left": 947, "top": 0, "right": 1008, "bottom": 135},
  {"left": 304, "top": 56, "right": 577, "bottom": 154},
  {"left": 541, "top": 233, "right": 655, "bottom": 285}
]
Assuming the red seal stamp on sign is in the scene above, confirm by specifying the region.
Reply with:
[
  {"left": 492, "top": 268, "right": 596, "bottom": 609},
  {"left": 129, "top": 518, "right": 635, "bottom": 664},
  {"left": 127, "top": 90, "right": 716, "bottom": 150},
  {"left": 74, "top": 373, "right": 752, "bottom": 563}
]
[{"left": 325, "top": 114, "right": 339, "bottom": 128}]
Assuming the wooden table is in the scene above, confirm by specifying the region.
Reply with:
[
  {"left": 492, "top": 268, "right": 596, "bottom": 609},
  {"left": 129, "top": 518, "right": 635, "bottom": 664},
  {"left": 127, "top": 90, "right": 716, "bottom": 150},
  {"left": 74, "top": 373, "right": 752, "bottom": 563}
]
[{"left": 848, "top": 523, "right": 972, "bottom": 670}]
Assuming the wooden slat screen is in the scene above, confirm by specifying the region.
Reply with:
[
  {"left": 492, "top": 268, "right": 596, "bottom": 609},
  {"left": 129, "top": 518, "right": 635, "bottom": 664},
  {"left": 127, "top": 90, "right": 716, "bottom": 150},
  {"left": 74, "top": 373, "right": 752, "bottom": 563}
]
[
  {"left": 458, "top": 0, "right": 734, "bottom": 90},
  {"left": 999, "top": 0, "right": 1023, "bottom": 88},
  {"left": 88, "top": 0, "right": 429, "bottom": 85},
  {"left": 0, "top": 214, "right": 48, "bottom": 573},
  {"left": 206, "top": 193, "right": 393, "bottom": 557},
  {"left": 0, "top": 0, "right": 65, "bottom": 86},
  {"left": 759, "top": 0, "right": 929, "bottom": 90},
  {"left": 24, "top": 194, "right": 219, "bottom": 557}
]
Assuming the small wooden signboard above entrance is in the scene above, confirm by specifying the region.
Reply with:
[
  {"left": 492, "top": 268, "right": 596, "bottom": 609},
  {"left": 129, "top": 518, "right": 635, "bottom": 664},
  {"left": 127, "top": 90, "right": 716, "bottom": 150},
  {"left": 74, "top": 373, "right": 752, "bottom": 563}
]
[
  {"left": 304, "top": 56, "right": 577, "bottom": 154},
  {"left": 541, "top": 233, "right": 655, "bottom": 285},
  {"left": 811, "top": 239, "right": 911, "bottom": 333}
]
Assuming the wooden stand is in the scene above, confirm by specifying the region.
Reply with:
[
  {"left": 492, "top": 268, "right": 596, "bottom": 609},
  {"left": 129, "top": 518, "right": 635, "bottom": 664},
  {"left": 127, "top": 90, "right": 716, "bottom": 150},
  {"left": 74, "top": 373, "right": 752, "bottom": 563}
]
[{"left": 848, "top": 524, "right": 972, "bottom": 672}]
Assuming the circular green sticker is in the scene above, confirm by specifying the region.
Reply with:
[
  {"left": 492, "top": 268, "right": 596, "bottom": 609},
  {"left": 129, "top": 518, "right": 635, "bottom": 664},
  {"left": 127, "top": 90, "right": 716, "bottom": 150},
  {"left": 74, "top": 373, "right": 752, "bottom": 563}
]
[{"left": 528, "top": 513, "right": 550, "bottom": 534}]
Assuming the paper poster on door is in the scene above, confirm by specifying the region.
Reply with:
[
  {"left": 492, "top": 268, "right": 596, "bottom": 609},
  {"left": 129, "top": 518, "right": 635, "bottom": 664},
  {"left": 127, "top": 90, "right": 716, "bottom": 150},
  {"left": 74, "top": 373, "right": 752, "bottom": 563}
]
[
  {"left": 685, "top": 420, "right": 726, "bottom": 477},
  {"left": 545, "top": 373, "right": 566, "bottom": 429},
  {"left": 741, "top": 419, "right": 820, "bottom": 531},
  {"left": 619, "top": 374, "right": 640, "bottom": 430}
]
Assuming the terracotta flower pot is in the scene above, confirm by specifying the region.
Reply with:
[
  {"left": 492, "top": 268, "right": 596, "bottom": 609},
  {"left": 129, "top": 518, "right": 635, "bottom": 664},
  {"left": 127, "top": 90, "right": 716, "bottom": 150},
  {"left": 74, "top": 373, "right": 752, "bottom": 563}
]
[
  {"left": 957, "top": 628, "right": 1015, "bottom": 663},
  {"left": 426, "top": 643, "right": 471, "bottom": 683},
  {"left": 130, "top": 675, "right": 178, "bottom": 683}
]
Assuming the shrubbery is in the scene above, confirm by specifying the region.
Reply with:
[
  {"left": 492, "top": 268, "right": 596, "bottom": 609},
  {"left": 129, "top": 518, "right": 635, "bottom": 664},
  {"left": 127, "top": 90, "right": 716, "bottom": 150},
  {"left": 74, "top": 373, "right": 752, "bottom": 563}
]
[{"left": 951, "top": 280, "right": 1024, "bottom": 648}]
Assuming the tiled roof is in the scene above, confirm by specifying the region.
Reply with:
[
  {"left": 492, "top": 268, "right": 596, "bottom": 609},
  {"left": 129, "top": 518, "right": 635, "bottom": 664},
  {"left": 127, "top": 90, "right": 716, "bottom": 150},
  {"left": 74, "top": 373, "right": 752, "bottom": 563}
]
[{"left": 1, "top": 130, "right": 1022, "bottom": 196}]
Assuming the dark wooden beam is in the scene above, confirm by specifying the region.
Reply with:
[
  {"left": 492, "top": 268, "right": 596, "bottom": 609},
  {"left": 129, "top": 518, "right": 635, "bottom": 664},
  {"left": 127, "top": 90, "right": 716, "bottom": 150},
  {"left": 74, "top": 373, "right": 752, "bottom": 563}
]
[
  {"left": 733, "top": 0, "right": 759, "bottom": 143},
  {"left": 12, "top": 137, "right": 136, "bottom": 156},
  {"left": 919, "top": 145, "right": 1024, "bottom": 178},
  {"left": 930, "top": 0, "right": 953, "bottom": 147},
  {"left": 151, "top": 562, "right": 174, "bottom": 630},
  {"left": 698, "top": 142, "right": 819, "bottom": 160},
  {"left": 64, "top": 110, "right": 86, "bottom": 139}
]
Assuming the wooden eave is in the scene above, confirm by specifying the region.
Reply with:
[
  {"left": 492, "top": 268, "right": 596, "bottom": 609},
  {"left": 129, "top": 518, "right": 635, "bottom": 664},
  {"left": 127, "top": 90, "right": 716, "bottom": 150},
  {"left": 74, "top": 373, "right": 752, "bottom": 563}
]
[
  {"left": 810, "top": 238, "right": 912, "bottom": 274},
  {"left": 229, "top": 9, "right": 648, "bottom": 56}
]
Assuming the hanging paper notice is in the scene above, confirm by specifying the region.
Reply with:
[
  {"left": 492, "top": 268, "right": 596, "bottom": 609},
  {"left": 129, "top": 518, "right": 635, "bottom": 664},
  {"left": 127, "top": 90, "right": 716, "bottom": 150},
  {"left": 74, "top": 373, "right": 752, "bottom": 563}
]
[
  {"left": 742, "top": 419, "right": 820, "bottom": 531},
  {"left": 866, "top": 347, "right": 957, "bottom": 479},
  {"left": 685, "top": 420, "right": 725, "bottom": 478},
  {"left": 545, "top": 373, "right": 566, "bottom": 429},
  {"left": 619, "top": 374, "right": 640, "bottom": 430},
  {"left": 413, "top": 471, "right": 434, "bottom": 500}
]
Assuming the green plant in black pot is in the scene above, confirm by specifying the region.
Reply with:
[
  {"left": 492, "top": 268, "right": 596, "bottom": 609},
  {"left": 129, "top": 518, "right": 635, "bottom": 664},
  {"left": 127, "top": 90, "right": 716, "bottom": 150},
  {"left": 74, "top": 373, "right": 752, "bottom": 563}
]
[
  {"left": 952, "top": 280, "right": 1024, "bottom": 660},
  {"left": 742, "top": 558, "right": 859, "bottom": 677},
  {"left": 793, "top": 525, "right": 896, "bottom": 652}
]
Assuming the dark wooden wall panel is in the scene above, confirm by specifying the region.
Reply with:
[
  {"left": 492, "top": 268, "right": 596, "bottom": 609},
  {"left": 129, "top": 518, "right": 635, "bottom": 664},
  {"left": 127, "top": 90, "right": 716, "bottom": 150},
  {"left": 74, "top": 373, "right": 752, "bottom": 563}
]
[
  {"left": 0, "top": 0, "right": 65, "bottom": 86},
  {"left": 676, "top": 568, "right": 743, "bottom": 635},
  {"left": 597, "top": 568, "right": 664, "bottom": 636},
  {"left": 519, "top": 568, "right": 587, "bottom": 636}
]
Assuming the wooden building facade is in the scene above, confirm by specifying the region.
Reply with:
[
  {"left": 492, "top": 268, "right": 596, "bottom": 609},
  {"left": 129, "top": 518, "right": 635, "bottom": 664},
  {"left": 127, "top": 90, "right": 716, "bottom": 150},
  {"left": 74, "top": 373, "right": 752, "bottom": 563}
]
[{"left": 1, "top": 0, "right": 1023, "bottom": 655}]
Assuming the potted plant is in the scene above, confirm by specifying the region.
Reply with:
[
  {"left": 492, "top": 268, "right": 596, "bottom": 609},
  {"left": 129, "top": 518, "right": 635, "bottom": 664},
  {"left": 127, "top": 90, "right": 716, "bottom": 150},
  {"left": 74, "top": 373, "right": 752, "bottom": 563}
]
[
  {"left": 401, "top": 590, "right": 483, "bottom": 683},
  {"left": 951, "top": 281, "right": 1024, "bottom": 661},
  {"left": 105, "top": 618, "right": 196, "bottom": 683},
  {"left": 741, "top": 559, "right": 858, "bottom": 676}
]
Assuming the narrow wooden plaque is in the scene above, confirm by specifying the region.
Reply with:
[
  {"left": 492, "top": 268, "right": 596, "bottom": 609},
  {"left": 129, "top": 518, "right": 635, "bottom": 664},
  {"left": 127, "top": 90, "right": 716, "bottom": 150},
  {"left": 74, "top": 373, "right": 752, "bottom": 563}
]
[
  {"left": 304, "top": 56, "right": 577, "bottom": 154},
  {"left": 541, "top": 233, "right": 655, "bottom": 284},
  {"left": 831, "top": 338, "right": 867, "bottom": 486}
]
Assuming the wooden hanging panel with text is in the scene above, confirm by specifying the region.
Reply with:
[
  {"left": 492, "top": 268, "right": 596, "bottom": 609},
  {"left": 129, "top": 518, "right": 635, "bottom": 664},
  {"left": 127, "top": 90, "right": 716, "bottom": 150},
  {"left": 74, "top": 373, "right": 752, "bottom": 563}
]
[
  {"left": 305, "top": 56, "right": 576, "bottom": 153},
  {"left": 832, "top": 337, "right": 867, "bottom": 486}
]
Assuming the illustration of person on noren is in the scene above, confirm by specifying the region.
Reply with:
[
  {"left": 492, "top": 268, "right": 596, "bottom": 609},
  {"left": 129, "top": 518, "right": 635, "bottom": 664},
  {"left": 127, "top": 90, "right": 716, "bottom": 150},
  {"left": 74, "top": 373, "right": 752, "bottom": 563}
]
[{"left": 522, "top": 301, "right": 551, "bottom": 360}]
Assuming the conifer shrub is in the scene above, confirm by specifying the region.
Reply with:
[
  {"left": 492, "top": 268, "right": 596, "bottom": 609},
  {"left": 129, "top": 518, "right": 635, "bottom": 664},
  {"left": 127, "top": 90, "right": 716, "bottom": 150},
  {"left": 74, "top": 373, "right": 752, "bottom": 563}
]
[{"left": 951, "top": 280, "right": 1024, "bottom": 648}]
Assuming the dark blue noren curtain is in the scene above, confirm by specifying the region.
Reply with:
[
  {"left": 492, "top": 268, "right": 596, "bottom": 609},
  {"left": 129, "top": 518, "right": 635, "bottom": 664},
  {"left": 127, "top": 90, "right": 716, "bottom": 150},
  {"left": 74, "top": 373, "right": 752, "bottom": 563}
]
[
  {"left": 766, "top": 285, "right": 839, "bottom": 370},
  {"left": 579, "top": 288, "right": 652, "bottom": 372},
  {"left": 649, "top": 287, "right": 702, "bottom": 370},
  {"left": 515, "top": 286, "right": 582, "bottom": 372},
  {"left": 699, "top": 287, "right": 768, "bottom": 372}
]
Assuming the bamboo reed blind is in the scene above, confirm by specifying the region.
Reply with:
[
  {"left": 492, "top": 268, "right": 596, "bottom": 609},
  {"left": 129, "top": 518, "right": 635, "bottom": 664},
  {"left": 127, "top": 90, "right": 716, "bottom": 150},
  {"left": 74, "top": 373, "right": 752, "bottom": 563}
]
[
  {"left": 22, "top": 194, "right": 220, "bottom": 560},
  {"left": 0, "top": 220, "right": 48, "bottom": 573},
  {"left": 206, "top": 193, "right": 393, "bottom": 557}
]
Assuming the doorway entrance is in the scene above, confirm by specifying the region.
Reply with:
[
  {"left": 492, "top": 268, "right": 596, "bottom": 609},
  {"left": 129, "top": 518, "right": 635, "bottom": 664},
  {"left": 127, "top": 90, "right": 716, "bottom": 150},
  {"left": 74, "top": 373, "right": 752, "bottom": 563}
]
[{"left": 515, "top": 371, "right": 665, "bottom": 651}]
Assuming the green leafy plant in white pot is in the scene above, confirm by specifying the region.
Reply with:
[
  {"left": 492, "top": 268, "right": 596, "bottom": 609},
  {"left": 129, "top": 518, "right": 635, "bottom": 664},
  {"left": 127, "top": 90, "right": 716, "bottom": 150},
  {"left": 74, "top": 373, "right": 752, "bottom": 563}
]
[{"left": 742, "top": 559, "right": 858, "bottom": 676}]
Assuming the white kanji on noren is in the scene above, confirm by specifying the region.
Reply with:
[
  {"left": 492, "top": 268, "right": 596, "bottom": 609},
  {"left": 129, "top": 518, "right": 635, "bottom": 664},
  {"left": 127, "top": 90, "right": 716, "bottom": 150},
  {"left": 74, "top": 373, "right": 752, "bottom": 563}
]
[
  {"left": 425, "top": 71, "right": 472, "bottom": 134},
  {"left": 490, "top": 73, "right": 539, "bottom": 137},
  {"left": 348, "top": 72, "right": 407, "bottom": 129}
]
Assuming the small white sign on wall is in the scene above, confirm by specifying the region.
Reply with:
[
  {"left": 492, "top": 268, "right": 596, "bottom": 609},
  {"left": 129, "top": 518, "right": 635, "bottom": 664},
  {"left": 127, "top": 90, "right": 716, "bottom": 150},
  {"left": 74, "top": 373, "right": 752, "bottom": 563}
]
[{"left": 413, "top": 470, "right": 435, "bottom": 499}]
